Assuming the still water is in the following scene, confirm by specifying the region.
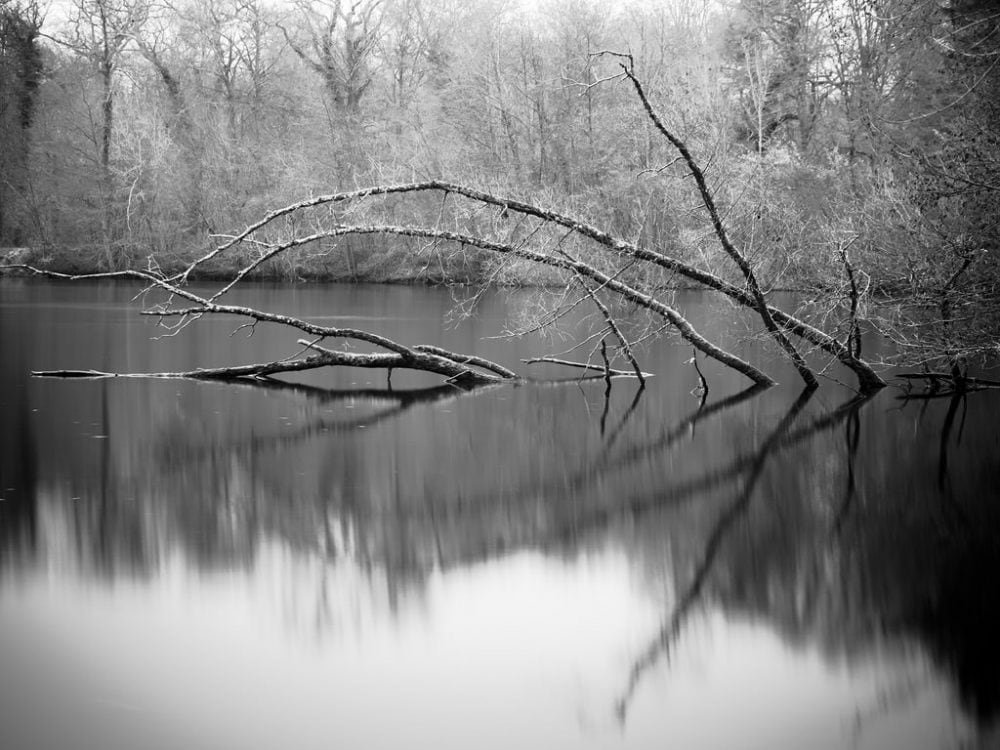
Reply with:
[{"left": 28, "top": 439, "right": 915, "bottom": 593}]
[{"left": 1, "top": 279, "right": 998, "bottom": 750}]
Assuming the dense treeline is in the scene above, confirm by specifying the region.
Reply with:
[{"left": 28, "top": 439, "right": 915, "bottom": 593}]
[{"left": 0, "top": 0, "right": 997, "bottom": 302}]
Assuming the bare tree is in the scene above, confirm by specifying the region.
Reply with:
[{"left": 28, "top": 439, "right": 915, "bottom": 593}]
[
  {"left": 62, "top": 0, "right": 149, "bottom": 171},
  {"left": 51, "top": 0, "right": 151, "bottom": 267},
  {"left": 379, "top": 0, "right": 434, "bottom": 110},
  {"left": 281, "top": 0, "right": 383, "bottom": 112},
  {"left": 174, "top": 0, "right": 282, "bottom": 121},
  {"left": 741, "top": 34, "right": 775, "bottom": 156},
  {"left": 0, "top": 0, "right": 43, "bottom": 245}
]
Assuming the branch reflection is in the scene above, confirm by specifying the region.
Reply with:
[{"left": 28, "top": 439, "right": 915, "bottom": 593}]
[{"left": 3, "top": 373, "right": 999, "bottom": 733}]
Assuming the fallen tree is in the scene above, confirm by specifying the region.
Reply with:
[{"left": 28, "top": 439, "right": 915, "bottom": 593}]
[{"left": 4, "top": 61, "right": 891, "bottom": 393}]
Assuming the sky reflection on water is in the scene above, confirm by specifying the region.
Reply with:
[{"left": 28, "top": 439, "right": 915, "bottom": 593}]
[{"left": 1, "top": 541, "right": 975, "bottom": 750}]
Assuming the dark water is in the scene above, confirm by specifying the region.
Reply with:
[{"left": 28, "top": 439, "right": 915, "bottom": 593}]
[{"left": 1, "top": 278, "right": 998, "bottom": 750}]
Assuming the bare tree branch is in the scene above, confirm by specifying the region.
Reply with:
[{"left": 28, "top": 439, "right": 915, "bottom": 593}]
[
  {"left": 613, "top": 55, "right": 818, "bottom": 390},
  {"left": 175, "top": 178, "right": 883, "bottom": 391}
]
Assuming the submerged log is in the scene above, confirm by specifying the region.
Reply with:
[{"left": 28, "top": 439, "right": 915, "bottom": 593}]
[{"left": 11, "top": 266, "right": 515, "bottom": 387}]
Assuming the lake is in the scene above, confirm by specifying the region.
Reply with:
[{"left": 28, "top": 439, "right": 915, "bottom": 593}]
[{"left": 1, "top": 278, "right": 998, "bottom": 750}]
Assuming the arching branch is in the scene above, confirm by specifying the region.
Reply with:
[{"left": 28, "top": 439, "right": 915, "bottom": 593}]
[
  {"left": 202, "top": 222, "right": 777, "bottom": 386},
  {"left": 192, "top": 177, "right": 883, "bottom": 391}
]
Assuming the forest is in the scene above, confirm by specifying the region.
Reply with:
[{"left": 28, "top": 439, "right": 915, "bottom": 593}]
[{"left": 0, "top": 0, "right": 998, "bottom": 384}]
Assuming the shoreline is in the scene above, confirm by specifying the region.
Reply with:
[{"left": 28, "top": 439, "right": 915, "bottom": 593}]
[{"left": 0, "top": 244, "right": 906, "bottom": 296}]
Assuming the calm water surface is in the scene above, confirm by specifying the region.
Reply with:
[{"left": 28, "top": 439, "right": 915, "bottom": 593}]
[{"left": 1, "top": 279, "right": 998, "bottom": 750}]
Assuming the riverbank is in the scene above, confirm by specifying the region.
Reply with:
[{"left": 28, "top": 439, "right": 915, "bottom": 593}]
[{"left": 0, "top": 240, "right": 919, "bottom": 298}]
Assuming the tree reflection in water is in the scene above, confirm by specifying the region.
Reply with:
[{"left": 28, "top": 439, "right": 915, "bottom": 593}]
[{"left": 2, "top": 364, "right": 999, "bottom": 742}]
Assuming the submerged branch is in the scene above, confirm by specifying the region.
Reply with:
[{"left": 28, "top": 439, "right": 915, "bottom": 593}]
[
  {"left": 9, "top": 265, "right": 514, "bottom": 387},
  {"left": 32, "top": 348, "right": 496, "bottom": 384},
  {"left": 522, "top": 356, "right": 653, "bottom": 378},
  {"left": 413, "top": 345, "right": 519, "bottom": 379},
  {"left": 297, "top": 340, "right": 502, "bottom": 384},
  {"left": 33, "top": 350, "right": 506, "bottom": 387}
]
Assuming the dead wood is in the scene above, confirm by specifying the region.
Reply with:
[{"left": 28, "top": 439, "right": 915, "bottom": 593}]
[
  {"left": 188, "top": 178, "right": 883, "bottom": 390},
  {"left": 9, "top": 265, "right": 513, "bottom": 386},
  {"left": 412, "top": 345, "right": 519, "bottom": 379},
  {"left": 203, "top": 223, "right": 777, "bottom": 386}
]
